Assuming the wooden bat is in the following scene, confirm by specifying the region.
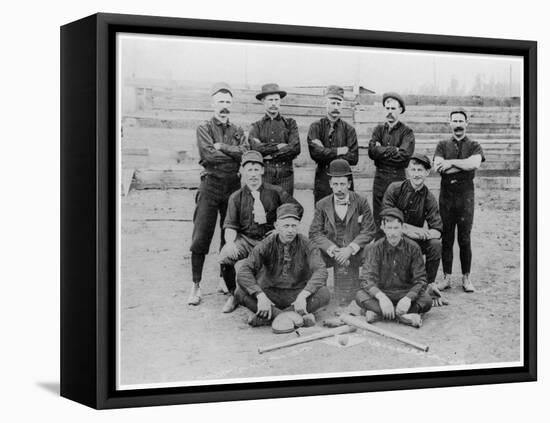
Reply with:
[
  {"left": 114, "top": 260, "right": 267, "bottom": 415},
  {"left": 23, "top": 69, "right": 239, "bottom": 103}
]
[
  {"left": 258, "top": 325, "right": 356, "bottom": 354},
  {"left": 339, "top": 314, "right": 429, "bottom": 352}
]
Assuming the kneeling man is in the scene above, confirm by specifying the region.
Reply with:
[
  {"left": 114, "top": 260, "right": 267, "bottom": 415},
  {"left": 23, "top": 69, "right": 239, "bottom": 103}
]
[
  {"left": 236, "top": 203, "right": 331, "bottom": 327},
  {"left": 355, "top": 208, "right": 432, "bottom": 328}
]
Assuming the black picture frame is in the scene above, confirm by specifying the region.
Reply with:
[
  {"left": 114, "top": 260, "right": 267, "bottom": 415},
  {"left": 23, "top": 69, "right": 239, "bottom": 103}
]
[{"left": 60, "top": 12, "right": 537, "bottom": 409}]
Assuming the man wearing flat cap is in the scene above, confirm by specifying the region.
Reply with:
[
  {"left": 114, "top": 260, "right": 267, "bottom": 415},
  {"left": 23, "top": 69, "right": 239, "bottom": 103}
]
[
  {"left": 382, "top": 153, "right": 447, "bottom": 306},
  {"left": 249, "top": 83, "right": 301, "bottom": 196},
  {"left": 309, "top": 159, "right": 377, "bottom": 304},
  {"left": 188, "top": 82, "right": 249, "bottom": 306},
  {"left": 308, "top": 85, "right": 359, "bottom": 204},
  {"left": 217, "top": 150, "right": 302, "bottom": 313},
  {"left": 433, "top": 108, "right": 485, "bottom": 293},
  {"left": 368, "top": 92, "right": 415, "bottom": 232},
  {"left": 236, "top": 203, "right": 330, "bottom": 327},
  {"left": 355, "top": 208, "right": 432, "bottom": 328}
]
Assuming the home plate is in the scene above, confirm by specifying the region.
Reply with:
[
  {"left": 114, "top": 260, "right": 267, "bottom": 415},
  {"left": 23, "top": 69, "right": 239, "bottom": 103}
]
[{"left": 322, "top": 333, "right": 365, "bottom": 348}]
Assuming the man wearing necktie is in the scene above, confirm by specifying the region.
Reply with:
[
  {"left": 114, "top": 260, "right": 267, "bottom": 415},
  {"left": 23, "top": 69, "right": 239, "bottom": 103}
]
[
  {"left": 309, "top": 159, "right": 377, "bottom": 304},
  {"left": 368, "top": 92, "right": 415, "bottom": 232},
  {"left": 249, "top": 83, "right": 300, "bottom": 196},
  {"left": 308, "top": 85, "right": 359, "bottom": 204},
  {"left": 433, "top": 108, "right": 485, "bottom": 293},
  {"left": 218, "top": 150, "right": 302, "bottom": 313}
]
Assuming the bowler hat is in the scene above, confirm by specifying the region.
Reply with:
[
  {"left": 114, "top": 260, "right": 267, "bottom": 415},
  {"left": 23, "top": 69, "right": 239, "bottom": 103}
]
[
  {"left": 276, "top": 203, "right": 303, "bottom": 221},
  {"left": 380, "top": 207, "right": 404, "bottom": 223},
  {"left": 449, "top": 108, "right": 468, "bottom": 120},
  {"left": 325, "top": 85, "right": 345, "bottom": 101},
  {"left": 382, "top": 92, "right": 406, "bottom": 113},
  {"left": 256, "top": 83, "right": 287, "bottom": 101},
  {"left": 241, "top": 150, "right": 264, "bottom": 167},
  {"left": 410, "top": 153, "right": 431, "bottom": 170},
  {"left": 211, "top": 81, "right": 233, "bottom": 97},
  {"left": 326, "top": 159, "right": 352, "bottom": 177}
]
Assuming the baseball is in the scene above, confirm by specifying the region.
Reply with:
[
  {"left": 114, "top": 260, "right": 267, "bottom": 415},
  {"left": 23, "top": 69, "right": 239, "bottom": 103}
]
[{"left": 337, "top": 334, "right": 349, "bottom": 346}]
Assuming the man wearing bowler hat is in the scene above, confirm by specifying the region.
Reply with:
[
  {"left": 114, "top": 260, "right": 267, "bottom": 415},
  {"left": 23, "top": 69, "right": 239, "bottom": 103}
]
[
  {"left": 249, "top": 83, "right": 301, "bottom": 196},
  {"left": 188, "top": 82, "right": 249, "bottom": 307},
  {"left": 308, "top": 85, "right": 359, "bottom": 204},
  {"left": 355, "top": 208, "right": 432, "bottom": 328},
  {"left": 236, "top": 203, "right": 330, "bottom": 328},
  {"left": 433, "top": 108, "right": 485, "bottom": 293},
  {"left": 309, "top": 159, "right": 377, "bottom": 303},
  {"left": 382, "top": 153, "right": 447, "bottom": 306},
  {"left": 218, "top": 150, "right": 302, "bottom": 313},
  {"left": 368, "top": 92, "right": 415, "bottom": 231}
]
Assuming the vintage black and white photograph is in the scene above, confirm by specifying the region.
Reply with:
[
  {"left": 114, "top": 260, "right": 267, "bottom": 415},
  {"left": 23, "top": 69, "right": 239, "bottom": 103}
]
[{"left": 116, "top": 33, "right": 523, "bottom": 389}]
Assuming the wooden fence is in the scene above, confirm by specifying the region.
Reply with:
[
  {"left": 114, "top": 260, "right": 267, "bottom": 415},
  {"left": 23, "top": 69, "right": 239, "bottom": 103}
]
[{"left": 121, "top": 79, "right": 521, "bottom": 192}]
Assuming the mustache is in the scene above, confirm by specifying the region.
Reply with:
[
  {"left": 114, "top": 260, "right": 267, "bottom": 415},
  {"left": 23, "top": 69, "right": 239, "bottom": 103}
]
[
  {"left": 386, "top": 113, "right": 395, "bottom": 118},
  {"left": 453, "top": 126, "right": 465, "bottom": 131},
  {"left": 330, "top": 110, "right": 340, "bottom": 114},
  {"left": 219, "top": 108, "right": 230, "bottom": 114}
]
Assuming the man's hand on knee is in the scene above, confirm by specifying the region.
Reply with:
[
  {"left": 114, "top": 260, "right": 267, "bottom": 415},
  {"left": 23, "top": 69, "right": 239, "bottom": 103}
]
[
  {"left": 256, "top": 292, "right": 274, "bottom": 320},
  {"left": 375, "top": 292, "right": 395, "bottom": 320},
  {"left": 222, "top": 241, "right": 240, "bottom": 261},
  {"left": 291, "top": 290, "right": 310, "bottom": 315},
  {"left": 395, "top": 296, "right": 412, "bottom": 315}
]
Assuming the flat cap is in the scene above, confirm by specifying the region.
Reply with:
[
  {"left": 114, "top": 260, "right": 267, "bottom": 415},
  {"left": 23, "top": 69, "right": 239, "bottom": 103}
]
[
  {"left": 380, "top": 207, "right": 404, "bottom": 223},
  {"left": 276, "top": 203, "right": 303, "bottom": 221},
  {"left": 410, "top": 153, "right": 431, "bottom": 170},
  {"left": 382, "top": 92, "right": 406, "bottom": 113},
  {"left": 256, "top": 83, "right": 287, "bottom": 101},
  {"left": 325, "top": 85, "right": 345, "bottom": 101},
  {"left": 241, "top": 150, "right": 264, "bottom": 166},
  {"left": 326, "top": 159, "right": 353, "bottom": 177},
  {"left": 449, "top": 108, "right": 468, "bottom": 120},
  {"left": 211, "top": 81, "right": 233, "bottom": 97}
]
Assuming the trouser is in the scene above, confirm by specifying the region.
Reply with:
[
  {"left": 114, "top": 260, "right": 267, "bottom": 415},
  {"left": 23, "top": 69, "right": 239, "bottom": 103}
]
[
  {"left": 372, "top": 167, "right": 407, "bottom": 231},
  {"left": 355, "top": 289, "right": 432, "bottom": 315},
  {"left": 218, "top": 235, "right": 261, "bottom": 293},
  {"left": 439, "top": 182, "right": 475, "bottom": 275},
  {"left": 235, "top": 285, "right": 331, "bottom": 314},
  {"left": 412, "top": 238, "right": 442, "bottom": 284},
  {"left": 264, "top": 162, "right": 294, "bottom": 196},
  {"left": 314, "top": 167, "right": 354, "bottom": 204},
  {"left": 189, "top": 173, "right": 241, "bottom": 284}
]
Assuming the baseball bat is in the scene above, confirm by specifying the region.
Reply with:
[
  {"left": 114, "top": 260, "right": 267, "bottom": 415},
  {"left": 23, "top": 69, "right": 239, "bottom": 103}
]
[
  {"left": 258, "top": 325, "right": 356, "bottom": 354},
  {"left": 339, "top": 314, "right": 429, "bottom": 352}
]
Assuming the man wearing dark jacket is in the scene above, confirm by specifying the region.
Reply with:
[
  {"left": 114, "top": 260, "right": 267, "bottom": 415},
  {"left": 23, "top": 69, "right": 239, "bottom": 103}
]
[
  {"left": 236, "top": 203, "right": 330, "bottom": 327},
  {"left": 308, "top": 85, "right": 359, "bottom": 204}
]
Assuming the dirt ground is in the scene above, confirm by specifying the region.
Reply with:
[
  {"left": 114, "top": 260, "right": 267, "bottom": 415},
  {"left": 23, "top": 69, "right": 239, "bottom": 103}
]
[{"left": 119, "top": 185, "right": 522, "bottom": 387}]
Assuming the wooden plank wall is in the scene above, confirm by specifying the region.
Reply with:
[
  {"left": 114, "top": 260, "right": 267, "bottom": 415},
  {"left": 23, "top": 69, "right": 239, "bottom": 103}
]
[{"left": 121, "top": 79, "right": 521, "bottom": 190}]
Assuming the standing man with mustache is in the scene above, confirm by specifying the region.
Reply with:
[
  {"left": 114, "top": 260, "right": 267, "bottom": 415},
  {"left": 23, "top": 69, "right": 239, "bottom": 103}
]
[
  {"left": 368, "top": 92, "right": 415, "bottom": 232},
  {"left": 217, "top": 150, "right": 302, "bottom": 313},
  {"left": 249, "top": 83, "right": 300, "bottom": 196},
  {"left": 188, "top": 82, "right": 249, "bottom": 306},
  {"left": 433, "top": 108, "right": 485, "bottom": 293},
  {"left": 308, "top": 85, "right": 359, "bottom": 204}
]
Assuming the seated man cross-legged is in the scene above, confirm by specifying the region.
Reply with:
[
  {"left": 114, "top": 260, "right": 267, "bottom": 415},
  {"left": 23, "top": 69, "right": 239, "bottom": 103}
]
[
  {"left": 355, "top": 208, "right": 432, "bottom": 328},
  {"left": 235, "top": 203, "right": 331, "bottom": 328}
]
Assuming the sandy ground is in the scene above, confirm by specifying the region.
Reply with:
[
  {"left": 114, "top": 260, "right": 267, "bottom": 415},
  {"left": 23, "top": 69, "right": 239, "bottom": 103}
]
[{"left": 119, "top": 185, "right": 521, "bottom": 387}]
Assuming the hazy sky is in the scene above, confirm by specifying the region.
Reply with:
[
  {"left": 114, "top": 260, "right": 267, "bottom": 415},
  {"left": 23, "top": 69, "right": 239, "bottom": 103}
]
[{"left": 119, "top": 33, "right": 523, "bottom": 96}]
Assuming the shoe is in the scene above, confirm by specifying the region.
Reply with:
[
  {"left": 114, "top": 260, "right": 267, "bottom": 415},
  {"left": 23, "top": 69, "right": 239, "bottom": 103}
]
[
  {"left": 365, "top": 310, "right": 380, "bottom": 323},
  {"left": 222, "top": 295, "right": 238, "bottom": 313},
  {"left": 462, "top": 278, "right": 476, "bottom": 293},
  {"left": 436, "top": 275, "right": 452, "bottom": 291},
  {"left": 247, "top": 314, "right": 272, "bottom": 327},
  {"left": 341, "top": 301, "right": 364, "bottom": 316},
  {"left": 217, "top": 277, "right": 229, "bottom": 294},
  {"left": 323, "top": 317, "right": 344, "bottom": 328},
  {"left": 187, "top": 284, "right": 201, "bottom": 306},
  {"left": 302, "top": 313, "right": 316, "bottom": 327},
  {"left": 397, "top": 313, "right": 422, "bottom": 328}
]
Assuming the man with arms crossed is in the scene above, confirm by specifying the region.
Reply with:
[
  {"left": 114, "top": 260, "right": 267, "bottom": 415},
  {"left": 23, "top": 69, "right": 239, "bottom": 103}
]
[{"left": 433, "top": 108, "right": 485, "bottom": 293}]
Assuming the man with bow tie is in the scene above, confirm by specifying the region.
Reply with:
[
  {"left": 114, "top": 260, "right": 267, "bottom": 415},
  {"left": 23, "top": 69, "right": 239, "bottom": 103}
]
[
  {"left": 309, "top": 159, "right": 377, "bottom": 303},
  {"left": 217, "top": 150, "right": 302, "bottom": 313}
]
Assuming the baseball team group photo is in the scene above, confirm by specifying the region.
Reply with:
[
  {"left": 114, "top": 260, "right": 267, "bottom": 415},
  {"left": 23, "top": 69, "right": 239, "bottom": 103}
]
[{"left": 116, "top": 34, "right": 524, "bottom": 389}]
